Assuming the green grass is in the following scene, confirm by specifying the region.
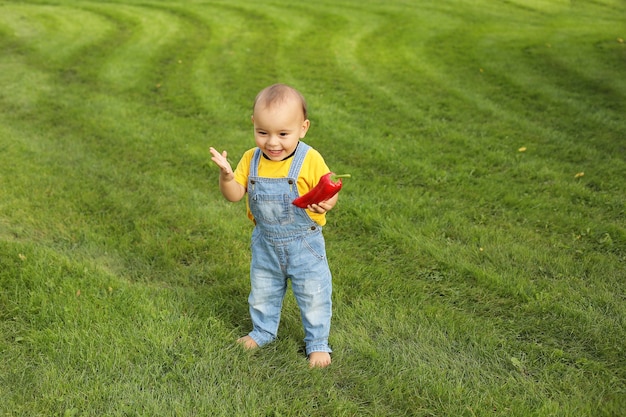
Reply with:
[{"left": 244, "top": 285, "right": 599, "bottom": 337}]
[{"left": 1, "top": 0, "right": 625, "bottom": 415}]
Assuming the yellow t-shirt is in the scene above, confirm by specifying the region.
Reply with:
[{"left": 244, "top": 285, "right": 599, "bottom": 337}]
[{"left": 233, "top": 144, "right": 331, "bottom": 226}]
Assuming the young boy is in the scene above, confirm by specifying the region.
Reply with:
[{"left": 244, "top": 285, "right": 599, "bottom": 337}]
[{"left": 209, "top": 84, "right": 339, "bottom": 368}]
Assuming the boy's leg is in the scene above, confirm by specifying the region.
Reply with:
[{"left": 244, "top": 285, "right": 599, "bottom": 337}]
[
  {"left": 290, "top": 233, "right": 333, "bottom": 359},
  {"left": 247, "top": 272, "right": 286, "bottom": 347},
  {"left": 247, "top": 236, "right": 287, "bottom": 347},
  {"left": 291, "top": 274, "right": 333, "bottom": 355}
]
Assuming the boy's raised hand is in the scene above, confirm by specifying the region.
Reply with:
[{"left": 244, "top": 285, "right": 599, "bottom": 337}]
[
  {"left": 210, "top": 147, "right": 245, "bottom": 202},
  {"left": 209, "top": 147, "right": 234, "bottom": 177}
]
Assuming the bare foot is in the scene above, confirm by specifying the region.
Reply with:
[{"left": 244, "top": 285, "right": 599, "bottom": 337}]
[
  {"left": 308, "top": 352, "right": 331, "bottom": 368},
  {"left": 236, "top": 335, "right": 259, "bottom": 350}
]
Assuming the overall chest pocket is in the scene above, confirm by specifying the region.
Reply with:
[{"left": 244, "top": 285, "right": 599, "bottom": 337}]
[{"left": 250, "top": 193, "right": 293, "bottom": 225}]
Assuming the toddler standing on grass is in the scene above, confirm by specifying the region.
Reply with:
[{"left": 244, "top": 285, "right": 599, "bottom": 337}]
[{"left": 209, "top": 84, "right": 340, "bottom": 368}]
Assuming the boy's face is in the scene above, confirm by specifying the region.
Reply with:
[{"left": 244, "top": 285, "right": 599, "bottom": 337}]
[{"left": 252, "top": 97, "right": 310, "bottom": 161}]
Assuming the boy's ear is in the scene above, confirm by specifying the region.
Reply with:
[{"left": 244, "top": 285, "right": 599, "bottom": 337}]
[
  {"left": 251, "top": 115, "right": 254, "bottom": 124},
  {"left": 300, "top": 119, "right": 311, "bottom": 138}
]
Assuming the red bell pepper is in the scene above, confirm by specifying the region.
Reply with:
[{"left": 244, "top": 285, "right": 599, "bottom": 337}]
[{"left": 292, "top": 172, "right": 351, "bottom": 208}]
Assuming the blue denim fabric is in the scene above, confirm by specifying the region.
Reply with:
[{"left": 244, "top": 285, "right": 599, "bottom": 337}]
[{"left": 246, "top": 142, "right": 332, "bottom": 355}]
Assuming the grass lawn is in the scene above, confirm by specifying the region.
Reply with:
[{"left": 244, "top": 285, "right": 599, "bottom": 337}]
[{"left": 0, "top": 0, "right": 625, "bottom": 415}]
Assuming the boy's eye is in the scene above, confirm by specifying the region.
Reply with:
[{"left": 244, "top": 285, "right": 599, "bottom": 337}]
[{"left": 280, "top": 132, "right": 288, "bottom": 137}]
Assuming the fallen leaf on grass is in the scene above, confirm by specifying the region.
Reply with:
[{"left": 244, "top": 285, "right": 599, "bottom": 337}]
[
  {"left": 518, "top": 147, "right": 527, "bottom": 152},
  {"left": 510, "top": 357, "right": 524, "bottom": 373},
  {"left": 574, "top": 172, "right": 585, "bottom": 179}
]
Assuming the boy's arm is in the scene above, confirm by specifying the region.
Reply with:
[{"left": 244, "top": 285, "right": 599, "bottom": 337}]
[
  {"left": 210, "top": 147, "right": 246, "bottom": 202},
  {"left": 303, "top": 149, "right": 340, "bottom": 214}
]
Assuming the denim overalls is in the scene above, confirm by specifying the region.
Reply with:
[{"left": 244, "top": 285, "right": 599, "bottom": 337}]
[{"left": 246, "top": 142, "right": 332, "bottom": 356}]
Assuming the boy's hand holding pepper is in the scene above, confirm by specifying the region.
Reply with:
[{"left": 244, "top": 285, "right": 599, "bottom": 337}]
[
  {"left": 306, "top": 195, "right": 338, "bottom": 214},
  {"left": 292, "top": 172, "right": 350, "bottom": 212}
]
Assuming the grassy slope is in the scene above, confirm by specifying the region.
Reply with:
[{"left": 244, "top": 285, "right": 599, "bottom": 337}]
[{"left": 0, "top": 0, "right": 624, "bottom": 416}]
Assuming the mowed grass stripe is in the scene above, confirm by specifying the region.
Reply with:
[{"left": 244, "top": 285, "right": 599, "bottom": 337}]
[
  {"left": 0, "top": 5, "right": 111, "bottom": 117},
  {"left": 92, "top": 4, "right": 188, "bottom": 92},
  {"left": 0, "top": 4, "right": 113, "bottom": 65},
  {"left": 187, "top": 2, "right": 282, "bottom": 134},
  {"left": 417, "top": 3, "right": 626, "bottom": 147},
  {"left": 0, "top": 3, "right": 233, "bottom": 280}
]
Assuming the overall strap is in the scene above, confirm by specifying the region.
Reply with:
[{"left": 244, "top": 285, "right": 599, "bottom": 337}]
[
  {"left": 287, "top": 142, "right": 311, "bottom": 179},
  {"left": 250, "top": 147, "right": 262, "bottom": 177}
]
